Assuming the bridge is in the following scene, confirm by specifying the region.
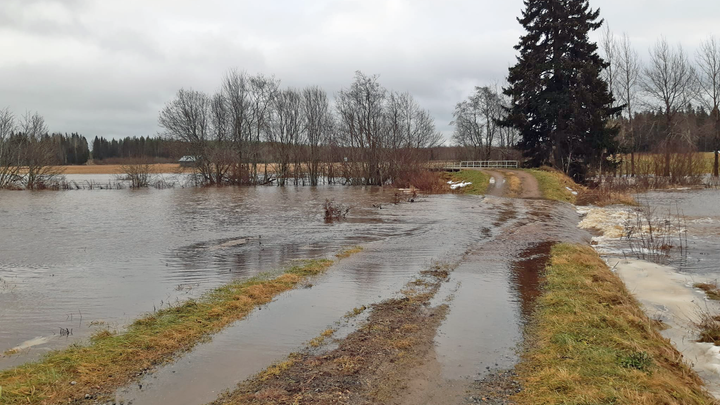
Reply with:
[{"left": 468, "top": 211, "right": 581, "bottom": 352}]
[{"left": 431, "top": 160, "right": 520, "bottom": 171}]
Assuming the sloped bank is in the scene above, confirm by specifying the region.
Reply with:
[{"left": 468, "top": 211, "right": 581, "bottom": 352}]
[{"left": 514, "top": 243, "right": 717, "bottom": 404}]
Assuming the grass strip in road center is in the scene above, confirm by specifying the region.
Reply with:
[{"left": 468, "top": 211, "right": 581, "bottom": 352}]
[
  {"left": 514, "top": 244, "right": 716, "bottom": 405},
  {"left": 211, "top": 265, "right": 453, "bottom": 405},
  {"left": 0, "top": 248, "right": 363, "bottom": 405}
]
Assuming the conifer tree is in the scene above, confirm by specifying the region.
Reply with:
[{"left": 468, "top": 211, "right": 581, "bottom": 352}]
[{"left": 502, "top": 0, "right": 621, "bottom": 181}]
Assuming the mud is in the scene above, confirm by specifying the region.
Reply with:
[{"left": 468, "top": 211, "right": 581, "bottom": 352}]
[{"left": 210, "top": 268, "right": 451, "bottom": 405}]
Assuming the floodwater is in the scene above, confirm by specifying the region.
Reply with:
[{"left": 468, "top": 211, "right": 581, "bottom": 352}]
[
  {"left": 0, "top": 180, "right": 404, "bottom": 368},
  {"left": 116, "top": 197, "right": 590, "bottom": 405},
  {"left": 1, "top": 179, "right": 592, "bottom": 405},
  {"left": 580, "top": 188, "right": 720, "bottom": 398}
]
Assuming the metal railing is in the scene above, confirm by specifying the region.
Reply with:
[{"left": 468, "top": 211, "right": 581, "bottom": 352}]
[{"left": 446, "top": 160, "right": 519, "bottom": 169}]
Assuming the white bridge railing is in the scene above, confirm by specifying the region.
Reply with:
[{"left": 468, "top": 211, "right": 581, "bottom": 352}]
[{"left": 446, "top": 160, "right": 519, "bottom": 169}]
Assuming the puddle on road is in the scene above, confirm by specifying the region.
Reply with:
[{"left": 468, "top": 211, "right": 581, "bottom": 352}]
[
  {"left": 435, "top": 198, "right": 586, "bottom": 382},
  {"left": 113, "top": 195, "right": 498, "bottom": 405}
]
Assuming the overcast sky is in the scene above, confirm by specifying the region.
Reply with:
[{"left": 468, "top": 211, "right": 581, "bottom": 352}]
[{"left": 1, "top": 0, "right": 718, "bottom": 143}]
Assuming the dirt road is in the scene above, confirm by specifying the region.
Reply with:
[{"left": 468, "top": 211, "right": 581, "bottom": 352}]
[
  {"left": 202, "top": 198, "right": 589, "bottom": 405},
  {"left": 476, "top": 169, "right": 541, "bottom": 199}
]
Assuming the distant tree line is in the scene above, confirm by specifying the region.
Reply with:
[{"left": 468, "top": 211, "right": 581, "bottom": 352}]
[
  {"left": 159, "top": 70, "right": 442, "bottom": 186},
  {"left": 0, "top": 109, "right": 75, "bottom": 189},
  {"left": 600, "top": 29, "right": 720, "bottom": 178},
  {"left": 91, "top": 136, "right": 185, "bottom": 162},
  {"left": 450, "top": 85, "right": 519, "bottom": 160}
]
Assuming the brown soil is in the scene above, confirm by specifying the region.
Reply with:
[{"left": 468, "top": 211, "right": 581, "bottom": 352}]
[
  {"left": 507, "top": 170, "right": 541, "bottom": 199},
  {"left": 468, "top": 169, "right": 541, "bottom": 199},
  {"left": 211, "top": 267, "right": 458, "bottom": 405}
]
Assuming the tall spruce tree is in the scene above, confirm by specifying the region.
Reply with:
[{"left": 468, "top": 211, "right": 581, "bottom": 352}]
[{"left": 502, "top": 0, "right": 621, "bottom": 181}]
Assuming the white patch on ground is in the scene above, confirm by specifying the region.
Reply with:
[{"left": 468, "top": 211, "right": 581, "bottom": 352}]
[
  {"left": 448, "top": 181, "right": 472, "bottom": 190},
  {"left": 7, "top": 336, "right": 53, "bottom": 353},
  {"left": 607, "top": 258, "right": 720, "bottom": 398}
]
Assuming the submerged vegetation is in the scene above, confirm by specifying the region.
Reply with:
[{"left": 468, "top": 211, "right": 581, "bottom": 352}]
[
  {"left": 0, "top": 249, "right": 362, "bottom": 405},
  {"left": 515, "top": 244, "right": 716, "bottom": 405}
]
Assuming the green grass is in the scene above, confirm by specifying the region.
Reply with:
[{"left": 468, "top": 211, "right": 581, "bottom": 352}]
[
  {"left": 515, "top": 244, "right": 716, "bottom": 405},
  {"left": 0, "top": 248, "right": 363, "bottom": 405},
  {"left": 524, "top": 168, "right": 580, "bottom": 203},
  {"left": 446, "top": 170, "right": 491, "bottom": 195}
]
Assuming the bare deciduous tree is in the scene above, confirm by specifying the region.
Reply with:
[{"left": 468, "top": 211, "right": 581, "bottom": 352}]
[
  {"left": 0, "top": 108, "right": 20, "bottom": 189},
  {"left": 19, "top": 112, "right": 63, "bottom": 189},
  {"left": 267, "top": 88, "right": 303, "bottom": 185},
  {"left": 158, "top": 89, "right": 219, "bottom": 184},
  {"left": 336, "top": 72, "right": 387, "bottom": 185},
  {"left": 302, "top": 86, "right": 334, "bottom": 186},
  {"left": 642, "top": 38, "right": 698, "bottom": 177},
  {"left": 616, "top": 33, "right": 641, "bottom": 176},
  {"left": 697, "top": 36, "right": 720, "bottom": 177},
  {"left": 451, "top": 86, "right": 505, "bottom": 159},
  {"left": 600, "top": 24, "right": 619, "bottom": 106}
]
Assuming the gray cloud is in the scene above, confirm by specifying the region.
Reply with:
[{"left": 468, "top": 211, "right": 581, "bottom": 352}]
[{"left": 0, "top": 0, "right": 717, "bottom": 142}]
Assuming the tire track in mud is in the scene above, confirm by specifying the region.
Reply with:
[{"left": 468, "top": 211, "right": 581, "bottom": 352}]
[{"left": 208, "top": 198, "right": 591, "bottom": 405}]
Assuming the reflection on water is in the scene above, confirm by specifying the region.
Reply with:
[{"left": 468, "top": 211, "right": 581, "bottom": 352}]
[{"left": 0, "top": 185, "right": 406, "bottom": 368}]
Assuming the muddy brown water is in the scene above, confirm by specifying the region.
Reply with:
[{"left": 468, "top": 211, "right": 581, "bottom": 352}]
[
  {"left": 1, "top": 179, "right": 591, "bottom": 405},
  {"left": 0, "top": 181, "right": 412, "bottom": 368},
  {"left": 113, "top": 198, "right": 589, "bottom": 405}
]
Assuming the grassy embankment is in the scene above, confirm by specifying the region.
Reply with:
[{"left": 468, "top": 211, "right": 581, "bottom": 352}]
[
  {"left": 525, "top": 167, "right": 637, "bottom": 206},
  {"left": 0, "top": 248, "right": 363, "bottom": 405},
  {"left": 515, "top": 243, "right": 717, "bottom": 405},
  {"left": 443, "top": 170, "right": 491, "bottom": 195}
]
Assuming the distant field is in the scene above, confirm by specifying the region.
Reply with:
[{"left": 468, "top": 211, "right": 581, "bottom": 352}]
[{"left": 53, "top": 164, "right": 188, "bottom": 175}]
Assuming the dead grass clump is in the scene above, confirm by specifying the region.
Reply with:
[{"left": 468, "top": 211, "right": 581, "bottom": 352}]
[
  {"left": 505, "top": 171, "right": 522, "bottom": 198},
  {"left": 695, "top": 283, "right": 720, "bottom": 301},
  {"left": 576, "top": 187, "right": 637, "bottom": 207},
  {"left": 395, "top": 170, "right": 449, "bottom": 193},
  {"left": 514, "top": 243, "right": 717, "bottom": 405},
  {"left": 323, "top": 199, "right": 350, "bottom": 222},
  {"left": 696, "top": 313, "right": 720, "bottom": 344}
]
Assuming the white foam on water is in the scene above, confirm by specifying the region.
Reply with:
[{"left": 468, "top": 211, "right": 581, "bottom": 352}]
[{"left": 608, "top": 257, "right": 720, "bottom": 398}]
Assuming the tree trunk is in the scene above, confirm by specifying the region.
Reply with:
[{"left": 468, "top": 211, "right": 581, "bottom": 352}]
[{"left": 631, "top": 151, "right": 635, "bottom": 178}]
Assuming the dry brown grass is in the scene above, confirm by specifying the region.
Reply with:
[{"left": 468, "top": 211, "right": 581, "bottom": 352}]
[
  {"left": 504, "top": 170, "right": 523, "bottom": 198},
  {"left": 46, "top": 163, "right": 189, "bottom": 175},
  {"left": 515, "top": 243, "right": 717, "bottom": 405},
  {"left": 0, "top": 251, "right": 364, "bottom": 405}
]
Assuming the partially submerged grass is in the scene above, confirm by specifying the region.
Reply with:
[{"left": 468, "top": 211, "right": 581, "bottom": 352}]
[
  {"left": 335, "top": 246, "right": 363, "bottom": 259},
  {"left": 515, "top": 243, "right": 717, "bottom": 404},
  {"left": 695, "top": 282, "right": 720, "bottom": 301},
  {"left": 0, "top": 251, "right": 362, "bottom": 405},
  {"left": 444, "top": 169, "right": 491, "bottom": 195}
]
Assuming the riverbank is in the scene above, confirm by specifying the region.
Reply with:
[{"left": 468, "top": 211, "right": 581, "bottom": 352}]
[
  {"left": 515, "top": 243, "right": 717, "bottom": 404},
  {"left": 0, "top": 250, "right": 360, "bottom": 405}
]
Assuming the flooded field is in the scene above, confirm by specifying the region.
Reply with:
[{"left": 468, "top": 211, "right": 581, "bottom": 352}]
[
  {"left": 580, "top": 188, "right": 720, "bottom": 398},
  {"left": 0, "top": 181, "right": 407, "bottom": 368},
  {"left": 1, "top": 174, "right": 592, "bottom": 404}
]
